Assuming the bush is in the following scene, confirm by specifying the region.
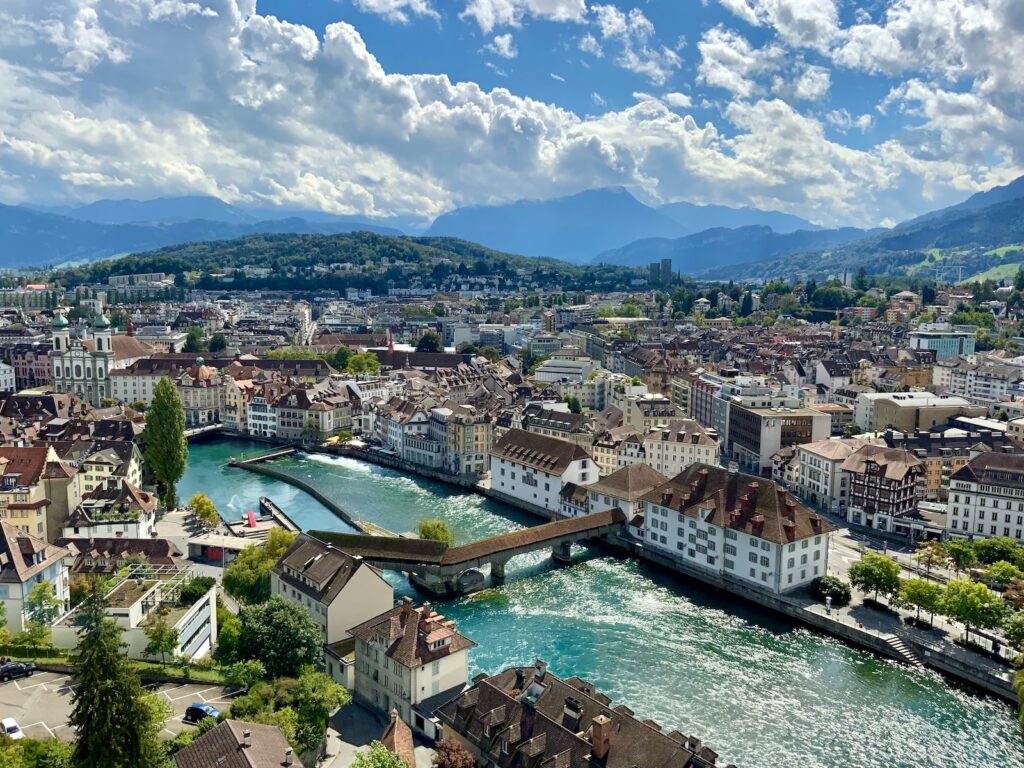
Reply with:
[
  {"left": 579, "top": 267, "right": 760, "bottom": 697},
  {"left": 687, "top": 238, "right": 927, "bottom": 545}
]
[
  {"left": 810, "top": 575, "right": 852, "bottom": 606},
  {"left": 179, "top": 577, "right": 216, "bottom": 607},
  {"left": 416, "top": 518, "right": 454, "bottom": 546}
]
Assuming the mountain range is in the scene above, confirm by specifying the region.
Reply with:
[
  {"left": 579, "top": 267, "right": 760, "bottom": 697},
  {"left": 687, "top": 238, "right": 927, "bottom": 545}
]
[{"left": 8, "top": 175, "right": 1024, "bottom": 280}]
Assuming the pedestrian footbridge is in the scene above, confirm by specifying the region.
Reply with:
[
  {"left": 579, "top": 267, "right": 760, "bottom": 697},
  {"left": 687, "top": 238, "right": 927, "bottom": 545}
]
[{"left": 308, "top": 508, "right": 625, "bottom": 596}]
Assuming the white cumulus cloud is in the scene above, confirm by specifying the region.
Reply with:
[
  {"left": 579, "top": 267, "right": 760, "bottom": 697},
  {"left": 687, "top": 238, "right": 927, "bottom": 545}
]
[{"left": 485, "top": 32, "right": 518, "bottom": 58}]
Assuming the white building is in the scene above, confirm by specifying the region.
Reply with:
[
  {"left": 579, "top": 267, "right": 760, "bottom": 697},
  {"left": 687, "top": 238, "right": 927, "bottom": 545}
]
[
  {"left": 618, "top": 419, "right": 720, "bottom": 477},
  {"left": 948, "top": 452, "right": 1024, "bottom": 542},
  {"left": 489, "top": 429, "right": 596, "bottom": 513},
  {"left": 0, "top": 522, "right": 69, "bottom": 632},
  {"left": 639, "top": 464, "right": 833, "bottom": 593},
  {"left": 349, "top": 598, "right": 475, "bottom": 741},
  {"left": 0, "top": 362, "right": 15, "bottom": 392},
  {"left": 50, "top": 314, "right": 152, "bottom": 407},
  {"left": 271, "top": 533, "right": 393, "bottom": 646},
  {"left": 794, "top": 438, "right": 876, "bottom": 515}
]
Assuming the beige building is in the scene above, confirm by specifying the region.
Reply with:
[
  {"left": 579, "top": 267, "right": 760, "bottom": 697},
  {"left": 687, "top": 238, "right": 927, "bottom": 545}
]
[
  {"left": 350, "top": 598, "right": 475, "bottom": 741},
  {"left": 869, "top": 393, "right": 986, "bottom": 433}
]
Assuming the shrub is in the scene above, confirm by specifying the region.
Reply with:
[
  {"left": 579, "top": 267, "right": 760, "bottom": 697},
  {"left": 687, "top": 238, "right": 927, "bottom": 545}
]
[
  {"left": 179, "top": 576, "right": 216, "bottom": 607},
  {"left": 810, "top": 575, "right": 852, "bottom": 607}
]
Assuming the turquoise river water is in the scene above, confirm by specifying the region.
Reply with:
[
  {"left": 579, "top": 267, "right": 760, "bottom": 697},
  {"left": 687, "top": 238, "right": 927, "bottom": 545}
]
[{"left": 181, "top": 438, "right": 1024, "bottom": 768}]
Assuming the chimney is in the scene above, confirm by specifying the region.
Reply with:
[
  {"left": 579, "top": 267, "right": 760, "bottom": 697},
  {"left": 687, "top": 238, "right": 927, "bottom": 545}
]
[
  {"left": 785, "top": 498, "right": 797, "bottom": 517},
  {"left": 747, "top": 482, "right": 759, "bottom": 497},
  {"left": 401, "top": 596, "right": 412, "bottom": 615},
  {"left": 662, "top": 491, "right": 672, "bottom": 506},
  {"left": 242, "top": 730, "right": 252, "bottom": 748},
  {"left": 591, "top": 714, "right": 612, "bottom": 760},
  {"left": 751, "top": 515, "right": 765, "bottom": 535},
  {"left": 533, "top": 659, "right": 547, "bottom": 683},
  {"left": 284, "top": 749, "right": 294, "bottom": 766},
  {"left": 809, "top": 515, "right": 822, "bottom": 533}
]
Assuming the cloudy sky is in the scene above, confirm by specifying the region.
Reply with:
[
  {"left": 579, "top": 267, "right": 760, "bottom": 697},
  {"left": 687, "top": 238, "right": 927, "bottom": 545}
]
[{"left": 1, "top": 0, "right": 1022, "bottom": 227}]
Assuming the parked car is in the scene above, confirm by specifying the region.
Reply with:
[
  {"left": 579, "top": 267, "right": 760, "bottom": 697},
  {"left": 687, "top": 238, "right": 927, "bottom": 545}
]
[
  {"left": 1, "top": 718, "right": 23, "bottom": 740},
  {"left": 0, "top": 662, "right": 35, "bottom": 682},
  {"left": 183, "top": 703, "right": 220, "bottom": 724}
]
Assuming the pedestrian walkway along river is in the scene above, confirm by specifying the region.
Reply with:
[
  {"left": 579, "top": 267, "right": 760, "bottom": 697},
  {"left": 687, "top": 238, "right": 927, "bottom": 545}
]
[{"left": 182, "top": 438, "right": 1024, "bottom": 768}]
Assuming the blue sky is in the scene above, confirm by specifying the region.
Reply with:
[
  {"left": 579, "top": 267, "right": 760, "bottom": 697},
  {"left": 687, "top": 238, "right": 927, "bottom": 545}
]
[{"left": 0, "top": 0, "right": 1022, "bottom": 228}]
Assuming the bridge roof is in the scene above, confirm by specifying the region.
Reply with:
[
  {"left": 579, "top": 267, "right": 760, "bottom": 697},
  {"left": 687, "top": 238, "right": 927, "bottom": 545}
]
[{"left": 307, "top": 508, "right": 625, "bottom": 568}]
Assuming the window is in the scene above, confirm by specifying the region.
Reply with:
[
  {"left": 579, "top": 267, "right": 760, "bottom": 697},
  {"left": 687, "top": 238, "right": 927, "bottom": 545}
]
[
  {"left": 749, "top": 552, "right": 758, "bottom": 563},
  {"left": 759, "top": 556, "right": 770, "bottom": 567}
]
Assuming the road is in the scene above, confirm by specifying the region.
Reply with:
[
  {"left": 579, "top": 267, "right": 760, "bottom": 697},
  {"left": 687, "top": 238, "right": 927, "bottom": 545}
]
[{"left": 0, "top": 672, "right": 242, "bottom": 741}]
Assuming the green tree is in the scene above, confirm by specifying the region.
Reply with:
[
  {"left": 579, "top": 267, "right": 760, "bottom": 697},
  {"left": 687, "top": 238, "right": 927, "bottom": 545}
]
[
  {"left": 142, "top": 379, "right": 187, "bottom": 508},
  {"left": 328, "top": 346, "right": 353, "bottom": 370},
  {"left": 898, "top": 578, "right": 944, "bottom": 625},
  {"left": 739, "top": 291, "right": 753, "bottom": 317},
  {"left": 214, "top": 611, "right": 242, "bottom": 663},
  {"left": 848, "top": 552, "right": 901, "bottom": 603},
  {"left": 265, "top": 347, "right": 320, "bottom": 360},
  {"left": 416, "top": 519, "right": 454, "bottom": 546},
  {"left": 915, "top": 540, "right": 948, "bottom": 577},
  {"left": 223, "top": 529, "right": 297, "bottom": 604},
  {"left": 183, "top": 326, "right": 205, "bottom": 354},
  {"left": 415, "top": 332, "right": 443, "bottom": 353},
  {"left": 346, "top": 351, "right": 381, "bottom": 376},
  {"left": 477, "top": 346, "right": 500, "bottom": 363},
  {"left": 188, "top": 492, "right": 220, "bottom": 529},
  {"left": 562, "top": 395, "right": 582, "bottom": 414},
  {"left": 941, "top": 578, "right": 1005, "bottom": 644},
  {"left": 944, "top": 538, "right": 976, "bottom": 576},
  {"left": 208, "top": 333, "right": 227, "bottom": 353},
  {"left": 293, "top": 666, "right": 351, "bottom": 751},
  {"left": 352, "top": 742, "right": 406, "bottom": 768},
  {"left": 810, "top": 575, "right": 852, "bottom": 606},
  {"left": 433, "top": 739, "right": 475, "bottom": 768},
  {"left": 984, "top": 560, "right": 1024, "bottom": 588},
  {"left": 974, "top": 537, "right": 1022, "bottom": 566},
  {"left": 1003, "top": 610, "right": 1024, "bottom": 652},
  {"left": 69, "top": 593, "right": 166, "bottom": 768},
  {"left": 237, "top": 597, "right": 323, "bottom": 678},
  {"left": 144, "top": 615, "right": 179, "bottom": 665},
  {"left": 25, "top": 581, "right": 62, "bottom": 625},
  {"left": 224, "top": 659, "right": 267, "bottom": 690}
]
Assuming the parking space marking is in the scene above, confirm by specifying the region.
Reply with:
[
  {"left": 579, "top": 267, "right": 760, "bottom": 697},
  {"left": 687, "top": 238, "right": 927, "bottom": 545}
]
[{"left": 22, "top": 721, "right": 55, "bottom": 738}]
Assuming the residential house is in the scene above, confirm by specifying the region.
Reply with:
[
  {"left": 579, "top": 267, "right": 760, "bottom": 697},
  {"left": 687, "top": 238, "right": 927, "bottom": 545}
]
[
  {"left": 0, "top": 521, "right": 69, "bottom": 632},
  {"left": 489, "top": 429, "right": 596, "bottom": 513}
]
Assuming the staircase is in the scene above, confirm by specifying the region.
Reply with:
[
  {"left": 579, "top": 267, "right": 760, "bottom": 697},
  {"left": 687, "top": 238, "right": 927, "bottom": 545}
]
[{"left": 884, "top": 634, "right": 925, "bottom": 669}]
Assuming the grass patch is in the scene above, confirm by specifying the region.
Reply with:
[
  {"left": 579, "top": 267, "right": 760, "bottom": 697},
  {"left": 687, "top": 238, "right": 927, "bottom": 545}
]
[{"left": 0, "top": 647, "right": 226, "bottom": 684}]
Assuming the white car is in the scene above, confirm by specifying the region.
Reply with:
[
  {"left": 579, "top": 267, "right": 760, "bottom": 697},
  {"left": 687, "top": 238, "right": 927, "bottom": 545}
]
[{"left": 2, "top": 718, "right": 23, "bottom": 740}]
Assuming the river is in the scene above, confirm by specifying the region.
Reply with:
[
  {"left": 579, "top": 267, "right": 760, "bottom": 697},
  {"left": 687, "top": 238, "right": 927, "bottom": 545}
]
[{"left": 181, "top": 437, "right": 1024, "bottom": 768}]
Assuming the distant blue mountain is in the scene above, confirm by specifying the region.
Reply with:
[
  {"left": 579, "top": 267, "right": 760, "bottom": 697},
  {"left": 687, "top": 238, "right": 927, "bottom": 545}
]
[
  {"left": 899, "top": 174, "right": 1024, "bottom": 228},
  {"left": 595, "top": 225, "right": 872, "bottom": 273},
  {"left": 425, "top": 187, "right": 685, "bottom": 263},
  {"left": 0, "top": 203, "right": 403, "bottom": 267},
  {"left": 658, "top": 201, "right": 819, "bottom": 235},
  {"left": 65, "top": 195, "right": 255, "bottom": 225}
]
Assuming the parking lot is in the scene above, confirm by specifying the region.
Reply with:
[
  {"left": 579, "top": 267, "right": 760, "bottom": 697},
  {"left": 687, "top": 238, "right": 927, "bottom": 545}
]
[{"left": 0, "top": 671, "right": 242, "bottom": 740}]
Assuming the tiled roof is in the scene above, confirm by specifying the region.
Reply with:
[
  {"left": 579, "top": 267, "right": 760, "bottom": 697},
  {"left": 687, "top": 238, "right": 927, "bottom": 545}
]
[
  {"left": 0, "top": 521, "right": 69, "bottom": 585},
  {"left": 640, "top": 464, "right": 833, "bottom": 545},
  {"left": 587, "top": 464, "right": 667, "bottom": 500},
  {"left": 272, "top": 533, "right": 367, "bottom": 605},
  {"left": 840, "top": 444, "right": 923, "bottom": 481},
  {"left": 490, "top": 429, "right": 591, "bottom": 474},
  {"left": 349, "top": 599, "right": 476, "bottom": 669},
  {"left": 172, "top": 720, "right": 301, "bottom": 768}
]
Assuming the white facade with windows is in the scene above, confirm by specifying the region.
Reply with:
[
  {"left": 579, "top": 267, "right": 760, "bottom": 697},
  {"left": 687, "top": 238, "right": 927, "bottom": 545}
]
[
  {"left": 489, "top": 429, "right": 595, "bottom": 513},
  {"left": 947, "top": 453, "right": 1024, "bottom": 543},
  {"left": 640, "top": 465, "right": 833, "bottom": 594}
]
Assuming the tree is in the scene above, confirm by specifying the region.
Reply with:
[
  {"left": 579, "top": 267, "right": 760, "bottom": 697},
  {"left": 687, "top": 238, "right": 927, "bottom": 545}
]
[
  {"left": 417, "top": 519, "right": 454, "bottom": 546},
  {"left": 433, "top": 739, "right": 475, "bottom": 768},
  {"left": 941, "top": 578, "right": 1005, "bottom": 645},
  {"left": 739, "top": 291, "right": 753, "bottom": 317},
  {"left": 352, "top": 743, "right": 406, "bottom": 768},
  {"left": 973, "top": 537, "right": 1022, "bottom": 566},
  {"left": 144, "top": 615, "right": 179, "bottom": 665},
  {"left": 848, "top": 552, "right": 901, "bottom": 603},
  {"left": 265, "top": 347, "right": 320, "bottom": 360},
  {"left": 915, "top": 540, "right": 948, "bottom": 577},
  {"left": 215, "top": 611, "right": 242, "bottom": 664},
  {"left": 810, "top": 575, "right": 851, "bottom": 606},
  {"left": 208, "top": 333, "right": 227, "bottom": 353},
  {"left": 294, "top": 665, "right": 351, "bottom": 751},
  {"left": 237, "top": 597, "right": 323, "bottom": 678},
  {"left": 224, "top": 659, "right": 267, "bottom": 690},
  {"left": 223, "top": 529, "right": 297, "bottom": 604},
  {"left": 188, "top": 492, "right": 220, "bottom": 529},
  {"left": 142, "top": 378, "right": 187, "bottom": 508},
  {"left": 178, "top": 576, "right": 216, "bottom": 607},
  {"left": 898, "top": 578, "right": 943, "bottom": 625},
  {"left": 562, "top": 395, "right": 582, "bottom": 414},
  {"left": 183, "top": 326, "right": 205, "bottom": 354},
  {"left": 1003, "top": 611, "right": 1024, "bottom": 652},
  {"left": 478, "top": 346, "right": 500, "bottom": 363},
  {"left": 69, "top": 593, "right": 165, "bottom": 768},
  {"left": 945, "top": 538, "right": 976, "bottom": 576},
  {"left": 328, "top": 346, "right": 353, "bottom": 371},
  {"left": 985, "top": 560, "right": 1024, "bottom": 588},
  {"left": 416, "top": 332, "right": 443, "bottom": 353},
  {"left": 346, "top": 351, "right": 380, "bottom": 376},
  {"left": 25, "top": 581, "right": 62, "bottom": 626},
  {"left": 1003, "top": 578, "right": 1024, "bottom": 609},
  {"left": 300, "top": 417, "right": 323, "bottom": 446}
]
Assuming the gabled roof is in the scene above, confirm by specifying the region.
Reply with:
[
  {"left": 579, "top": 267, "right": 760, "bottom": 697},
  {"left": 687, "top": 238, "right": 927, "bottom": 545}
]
[
  {"left": 490, "top": 429, "right": 592, "bottom": 475},
  {"left": 587, "top": 464, "right": 668, "bottom": 501},
  {"left": 272, "top": 533, "right": 371, "bottom": 605},
  {"left": 172, "top": 719, "right": 301, "bottom": 768},
  {"left": 349, "top": 599, "right": 475, "bottom": 669},
  {"left": 0, "top": 521, "right": 68, "bottom": 585}
]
